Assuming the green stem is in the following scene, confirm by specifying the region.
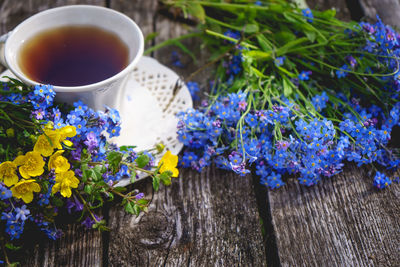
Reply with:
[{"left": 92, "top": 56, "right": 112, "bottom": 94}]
[
  {"left": 75, "top": 190, "right": 100, "bottom": 224},
  {"left": 304, "top": 54, "right": 399, "bottom": 77},
  {"left": 236, "top": 91, "right": 253, "bottom": 161},
  {"left": 144, "top": 32, "right": 202, "bottom": 55},
  {"left": 165, "top": 0, "right": 271, "bottom": 10},
  {"left": 205, "top": 29, "right": 259, "bottom": 49}
]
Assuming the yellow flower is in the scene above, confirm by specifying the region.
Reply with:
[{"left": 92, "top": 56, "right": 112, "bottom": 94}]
[
  {"left": 0, "top": 161, "right": 19, "bottom": 187},
  {"left": 13, "top": 151, "right": 45, "bottom": 178},
  {"left": 52, "top": 170, "right": 79, "bottom": 198},
  {"left": 158, "top": 150, "right": 179, "bottom": 177},
  {"left": 35, "top": 126, "right": 76, "bottom": 156},
  {"left": 59, "top": 126, "right": 77, "bottom": 140},
  {"left": 11, "top": 179, "right": 41, "bottom": 203},
  {"left": 34, "top": 134, "right": 55, "bottom": 157},
  {"left": 48, "top": 150, "right": 70, "bottom": 173},
  {"left": 44, "top": 129, "right": 63, "bottom": 149}
]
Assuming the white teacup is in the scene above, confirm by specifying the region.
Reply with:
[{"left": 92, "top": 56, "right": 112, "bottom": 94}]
[{"left": 0, "top": 5, "right": 144, "bottom": 110}]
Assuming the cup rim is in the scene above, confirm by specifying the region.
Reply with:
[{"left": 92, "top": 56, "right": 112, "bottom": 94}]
[{"left": 4, "top": 5, "right": 144, "bottom": 92}]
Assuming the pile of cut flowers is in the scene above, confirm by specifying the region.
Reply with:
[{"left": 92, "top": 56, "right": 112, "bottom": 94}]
[
  {"left": 160, "top": 0, "right": 400, "bottom": 189},
  {"left": 0, "top": 78, "right": 178, "bottom": 264}
]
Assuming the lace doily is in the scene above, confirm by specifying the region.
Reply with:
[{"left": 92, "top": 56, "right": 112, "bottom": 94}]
[{"left": 113, "top": 56, "right": 192, "bottom": 185}]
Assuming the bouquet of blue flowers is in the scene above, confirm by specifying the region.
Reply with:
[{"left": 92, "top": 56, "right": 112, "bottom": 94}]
[{"left": 161, "top": 0, "right": 399, "bottom": 189}]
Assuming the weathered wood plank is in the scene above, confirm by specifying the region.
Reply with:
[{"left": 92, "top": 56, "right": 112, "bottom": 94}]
[
  {"left": 108, "top": 169, "right": 267, "bottom": 266},
  {"left": 22, "top": 223, "right": 104, "bottom": 267},
  {"left": 110, "top": 0, "right": 158, "bottom": 45},
  {"left": 108, "top": 1, "right": 266, "bottom": 265},
  {"left": 359, "top": 0, "right": 400, "bottom": 27},
  {"left": 0, "top": 1, "right": 105, "bottom": 266},
  {"left": 268, "top": 165, "right": 400, "bottom": 266}
]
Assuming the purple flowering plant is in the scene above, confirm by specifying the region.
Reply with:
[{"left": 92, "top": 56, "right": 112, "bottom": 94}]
[
  {"left": 161, "top": 0, "right": 400, "bottom": 190},
  {"left": 0, "top": 78, "right": 178, "bottom": 263}
]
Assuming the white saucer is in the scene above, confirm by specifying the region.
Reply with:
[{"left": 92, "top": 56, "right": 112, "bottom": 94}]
[{"left": 0, "top": 56, "right": 193, "bottom": 186}]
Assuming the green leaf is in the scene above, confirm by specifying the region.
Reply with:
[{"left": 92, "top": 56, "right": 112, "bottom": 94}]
[
  {"left": 92, "top": 219, "right": 108, "bottom": 231},
  {"left": 137, "top": 198, "right": 149, "bottom": 205},
  {"left": 152, "top": 175, "right": 160, "bottom": 191},
  {"left": 133, "top": 204, "right": 141, "bottom": 215},
  {"left": 256, "top": 34, "right": 273, "bottom": 52},
  {"left": 243, "top": 24, "right": 259, "bottom": 33},
  {"left": 304, "top": 30, "right": 316, "bottom": 42},
  {"left": 84, "top": 184, "right": 93, "bottom": 195},
  {"left": 3, "top": 76, "right": 26, "bottom": 87},
  {"left": 5, "top": 243, "right": 21, "bottom": 251},
  {"left": 319, "top": 9, "right": 336, "bottom": 19},
  {"left": 276, "top": 37, "right": 308, "bottom": 56},
  {"left": 187, "top": 3, "right": 205, "bottom": 22},
  {"left": 144, "top": 32, "right": 158, "bottom": 44},
  {"left": 92, "top": 165, "right": 105, "bottom": 181},
  {"left": 160, "top": 171, "right": 172, "bottom": 186},
  {"left": 274, "top": 31, "right": 296, "bottom": 45},
  {"left": 85, "top": 168, "right": 101, "bottom": 182},
  {"left": 243, "top": 50, "right": 271, "bottom": 60},
  {"left": 283, "top": 12, "right": 299, "bottom": 24},
  {"left": 124, "top": 202, "right": 135, "bottom": 214},
  {"left": 268, "top": 3, "right": 284, "bottom": 13},
  {"left": 283, "top": 77, "right": 293, "bottom": 97},
  {"left": 135, "top": 154, "right": 150, "bottom": 168},
  {"left": 107, "top": 151, "right": 123, "bottom": 174},
  {"left": 130, "top": 174, "right": 136, "bottom": 184},
  {"left": 113, "top": 186, "right": 127, "bottom": 193},
  {"left": 250, "top": 66, "right": 267, "bottom": 78}
]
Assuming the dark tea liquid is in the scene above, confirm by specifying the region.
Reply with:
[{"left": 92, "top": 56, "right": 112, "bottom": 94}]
[{"left": 18, "top": 25, "right": 129, "bottom": 86}]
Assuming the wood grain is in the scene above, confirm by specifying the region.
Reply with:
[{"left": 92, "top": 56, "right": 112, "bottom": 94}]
[
  {"left": 108, "top": 169, "right": 266, "bottom": 266},
  {"left": 108, "top": 1, "right": 266, "bottom": 266},
  {"left": 22, "top": 223, "right": 103, "bottom": 267},
  {"left": 268, "top": 165, "right": 400, "bottom": 266},
  {"left": 110, "top": 0, "right": 158, "bottom": 45},
  {"left": 359, "top": 0, "right": 400, "bottom": 27},
  {"left": 2, "top": 0, "right": 399, "bottom": 266}
]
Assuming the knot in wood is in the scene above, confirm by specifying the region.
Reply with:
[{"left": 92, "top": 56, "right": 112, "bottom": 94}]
[{"left": 131, "top": 211, "right": 175, "bottom": 248}]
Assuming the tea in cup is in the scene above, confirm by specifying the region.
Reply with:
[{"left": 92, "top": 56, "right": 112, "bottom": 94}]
[{"left": 0, "top": 5, "right": 144, "bottom": 110}]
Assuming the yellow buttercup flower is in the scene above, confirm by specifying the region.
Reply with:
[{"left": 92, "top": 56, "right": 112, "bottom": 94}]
[
  {"left": 52, "top": 170, "right": 79, "bottom": 198},
  {"left": 43, "top": 129, "right": 62, "bottom": 150},
  {"left": 59, "top": 125, "right": 77, "bottom": 140},
  {"left": 0, "top": 161, "right": 19, "bottom": 187},
  {"left": 11, "top": 179, "right": 41, "bottom": 203},
  {"left": 48, "top": 150, "right": 70, "bottom": 173},
  {"left": 35, "top": 126, "right": 76, "bottom": 156},
  {"left": 158, "top": 150, "right": 179, "bottom": 177},
  {"left": 34, "top": 134, "right": 55, "bottom": 157},
  {"left": 13, "top": 151, "right": 45, "bottom": 178}
]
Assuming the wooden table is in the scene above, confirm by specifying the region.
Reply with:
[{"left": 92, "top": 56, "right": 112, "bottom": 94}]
[{"left": 0, "top": 1, "right": 399, "bottom": 266}]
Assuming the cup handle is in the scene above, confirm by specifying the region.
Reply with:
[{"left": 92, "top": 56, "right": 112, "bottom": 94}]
[{"left": 0, "top": 31, "right": 11, "bottom": 68}]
